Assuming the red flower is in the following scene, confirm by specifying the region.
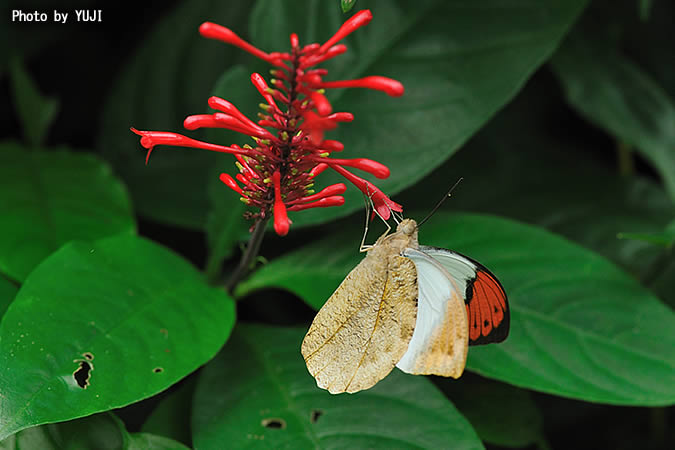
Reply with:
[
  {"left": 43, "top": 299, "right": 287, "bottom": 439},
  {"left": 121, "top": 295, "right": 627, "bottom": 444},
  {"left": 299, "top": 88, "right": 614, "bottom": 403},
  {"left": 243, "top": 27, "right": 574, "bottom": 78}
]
[{"left": 132, "top": 9, "right": 403, "bottom": 236}]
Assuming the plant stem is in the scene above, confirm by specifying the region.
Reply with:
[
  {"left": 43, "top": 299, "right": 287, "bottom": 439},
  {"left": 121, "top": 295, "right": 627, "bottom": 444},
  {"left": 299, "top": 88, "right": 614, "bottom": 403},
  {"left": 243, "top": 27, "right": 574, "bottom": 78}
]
[{"left": 225, "top": 215, "right": 269, "bottom": 294}]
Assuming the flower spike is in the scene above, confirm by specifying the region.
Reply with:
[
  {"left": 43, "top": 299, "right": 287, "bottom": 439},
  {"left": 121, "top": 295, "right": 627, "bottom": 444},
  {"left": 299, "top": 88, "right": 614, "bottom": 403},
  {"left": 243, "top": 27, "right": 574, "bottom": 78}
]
[{"left": 132, "top": 9, "right": 403, "bottom": 235}]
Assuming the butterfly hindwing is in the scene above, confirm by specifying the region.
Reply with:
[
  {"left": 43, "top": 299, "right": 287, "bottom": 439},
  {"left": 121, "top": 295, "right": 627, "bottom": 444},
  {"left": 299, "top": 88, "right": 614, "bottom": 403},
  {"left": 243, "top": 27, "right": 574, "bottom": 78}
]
[
  {"left": 396, "top": 248, "right": 468, "bottom": 378},
  {"left": 418, "top": 246, "right": 509, "bottom": 346}
]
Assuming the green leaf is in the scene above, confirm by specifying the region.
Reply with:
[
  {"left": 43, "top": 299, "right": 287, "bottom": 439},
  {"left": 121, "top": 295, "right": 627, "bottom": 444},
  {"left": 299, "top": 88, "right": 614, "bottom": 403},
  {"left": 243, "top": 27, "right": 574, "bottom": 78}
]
[
  {"left": 128, "top": 433, "right": 190, "bottom": 450},
  {"left": 0, "top": 277, "right": 18, "bottom": 321},
  {"left": 393, "top": 75, "right": 675, "bottom": 283},
  {"left": 341, "top": 0, "right": 357, "bottom": 13},
  {"left": 439, "top": 376, "right": 543, "bottom": 448},
  {"left": 239, "top": 213, "right": 675, "bottom": 405},
  {"left": 0, "top": 413, "right": 126, "bottom": 450},
  {"left": 8, "top": 60, "right": 59, "bottom": 147},
  {"left": 0, "top": 412, "right": 189, "bottom": 450},
  {"left": 141, "top": 378, "right": 196, "bottom": 447},
  {"left": 192, "top": 324, "right": 482, "bottom": 449},
  {"left": 0, "top": 142, "right": 135, "bottom": 282},
  {"left": 551, "top": 27, "right": 675, "bottom": 202},
  {"left": 98, "top": 0, "right": 254, "bottom": 229},
  {"left": 0, "top": 234, "right": 236, "bottom": 439},
  {"left": 244, "top": 0, "right": 589, "bottom": 228}
]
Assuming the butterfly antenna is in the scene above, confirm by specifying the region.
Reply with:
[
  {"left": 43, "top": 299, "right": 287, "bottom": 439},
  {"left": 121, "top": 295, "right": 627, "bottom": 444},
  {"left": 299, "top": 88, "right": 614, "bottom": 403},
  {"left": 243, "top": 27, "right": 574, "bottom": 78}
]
[{"left": 416, "top": 177, "right": 464, "bottom": 229}]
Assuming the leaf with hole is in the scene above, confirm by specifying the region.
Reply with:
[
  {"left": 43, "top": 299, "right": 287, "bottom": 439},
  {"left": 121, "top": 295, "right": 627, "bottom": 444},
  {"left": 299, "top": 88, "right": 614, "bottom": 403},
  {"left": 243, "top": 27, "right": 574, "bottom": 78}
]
[
  {"left": 0, "top": 234, "right": 235, "bottom": 439},
  {"left": 192, "top": 324, "right": 482, "bottom": 449}
]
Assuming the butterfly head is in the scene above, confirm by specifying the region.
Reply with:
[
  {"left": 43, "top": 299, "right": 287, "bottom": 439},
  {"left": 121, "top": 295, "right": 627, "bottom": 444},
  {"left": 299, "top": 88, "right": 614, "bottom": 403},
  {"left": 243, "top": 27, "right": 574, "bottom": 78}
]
[{"left": 397, "top": 218, "right": 417, "bottom": 237}]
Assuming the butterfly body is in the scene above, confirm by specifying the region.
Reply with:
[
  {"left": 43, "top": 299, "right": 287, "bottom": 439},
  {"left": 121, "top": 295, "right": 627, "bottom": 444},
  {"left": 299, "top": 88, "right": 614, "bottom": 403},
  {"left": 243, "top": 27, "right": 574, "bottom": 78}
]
[{"left": 302, "top": 218, "right": 509, "bottom": 394}]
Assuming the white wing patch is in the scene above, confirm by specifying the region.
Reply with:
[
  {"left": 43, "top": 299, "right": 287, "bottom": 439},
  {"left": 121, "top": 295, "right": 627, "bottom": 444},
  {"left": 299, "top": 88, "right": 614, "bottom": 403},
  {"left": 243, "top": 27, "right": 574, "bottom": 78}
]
[
  {"left": 396, "top": 248, "right": 469, "bottom": 378},
  {"left": 418, "top": 246, "right": 478, "bottom": 298}
]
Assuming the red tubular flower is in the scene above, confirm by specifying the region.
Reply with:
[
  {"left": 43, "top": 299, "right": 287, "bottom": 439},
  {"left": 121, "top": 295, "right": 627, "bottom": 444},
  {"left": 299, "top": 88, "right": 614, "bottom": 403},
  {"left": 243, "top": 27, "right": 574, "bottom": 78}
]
[
  {"left": 132, "top": 10, "right": 404, "bottom": 235},
  {"left": 272, "top": 171, "right": 290, "bottom": 236},
  {"left": 317, "top": 76, "right": 404, "bottom": 97}
]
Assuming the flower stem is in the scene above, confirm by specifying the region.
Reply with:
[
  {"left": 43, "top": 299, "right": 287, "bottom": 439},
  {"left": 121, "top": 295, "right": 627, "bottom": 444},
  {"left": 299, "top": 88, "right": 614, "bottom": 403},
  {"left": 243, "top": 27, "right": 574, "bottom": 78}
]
[{"left": 225, "top": 215, "right": 269, "bottom": 293}]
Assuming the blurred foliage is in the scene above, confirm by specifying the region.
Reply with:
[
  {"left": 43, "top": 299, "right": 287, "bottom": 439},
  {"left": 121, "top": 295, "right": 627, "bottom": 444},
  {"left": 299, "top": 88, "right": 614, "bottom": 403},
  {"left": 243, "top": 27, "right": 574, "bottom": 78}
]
[{"left": 1, "top": 0, "right": 674, "bottom": 448}]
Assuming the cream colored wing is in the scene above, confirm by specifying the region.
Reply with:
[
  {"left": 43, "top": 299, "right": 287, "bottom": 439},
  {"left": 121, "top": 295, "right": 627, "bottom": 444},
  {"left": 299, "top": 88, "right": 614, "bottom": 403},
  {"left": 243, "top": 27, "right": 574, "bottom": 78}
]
[
  {"left": 396, "top": 248, "right": 469, "bottom": 378},
  {"left": 301, "top": 251, "right": 417, "bottom": 394}
]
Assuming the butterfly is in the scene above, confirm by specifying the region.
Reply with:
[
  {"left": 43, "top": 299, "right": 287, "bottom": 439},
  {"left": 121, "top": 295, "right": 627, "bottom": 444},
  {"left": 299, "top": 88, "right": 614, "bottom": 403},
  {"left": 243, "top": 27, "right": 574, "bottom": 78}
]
[{"left": 301, "top": 217, "right": 509, "bottom": 394}]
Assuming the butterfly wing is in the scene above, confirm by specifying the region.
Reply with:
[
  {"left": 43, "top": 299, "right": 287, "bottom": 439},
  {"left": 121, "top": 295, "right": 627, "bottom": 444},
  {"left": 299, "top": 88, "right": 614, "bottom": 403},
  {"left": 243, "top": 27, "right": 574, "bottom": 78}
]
[
  {"left": 301, "top": 250, "right": 418, "bottom": 394},
  {"left": 396, "top": 248, "right": 469, "bottom": 378},
  {"left": 419, "top": 246, "right": 509, "bottom": 346}
]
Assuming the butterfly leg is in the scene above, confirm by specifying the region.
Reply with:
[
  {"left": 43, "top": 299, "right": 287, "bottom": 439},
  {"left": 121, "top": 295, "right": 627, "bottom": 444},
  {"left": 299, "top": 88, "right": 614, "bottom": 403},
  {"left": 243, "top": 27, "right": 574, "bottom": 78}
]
[
  {"left": 359, "top": 193, "right": 375, "bottom": 252},
  {"left": 360, "top": 187, "right": 391, "bottom": 252}
]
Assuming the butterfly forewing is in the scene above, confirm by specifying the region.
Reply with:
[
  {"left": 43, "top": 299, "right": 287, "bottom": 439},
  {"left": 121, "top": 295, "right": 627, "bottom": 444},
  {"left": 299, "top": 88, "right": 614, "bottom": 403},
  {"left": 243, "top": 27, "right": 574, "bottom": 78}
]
[
  {"left": 301, "top": 242, "right": 418, "bottom": 394},
  {"left": 419, "top": 246, "right": 509, "bottom": 345},
  {"left": 396, "top": 248, "right": 468, "bottom": 378}
]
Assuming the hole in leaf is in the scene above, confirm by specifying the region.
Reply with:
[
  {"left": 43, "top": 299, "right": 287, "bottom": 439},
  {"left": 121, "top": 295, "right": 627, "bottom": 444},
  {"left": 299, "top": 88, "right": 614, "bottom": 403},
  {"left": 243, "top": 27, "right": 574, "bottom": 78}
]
[
  {"left": 83, "top": 352, "right": 94, "bottom": 361},
  {"left": 73, "top": 361, "right": 93, "bottom": 388},
  {"left": 261, "top": 418, "right": 286, "bottom": 429},
  {"left": 310, "top": 409, "right": 323, "bottom": 424},
  {"left": 153, "top": 367, "right": 163, "bottom": 373}
]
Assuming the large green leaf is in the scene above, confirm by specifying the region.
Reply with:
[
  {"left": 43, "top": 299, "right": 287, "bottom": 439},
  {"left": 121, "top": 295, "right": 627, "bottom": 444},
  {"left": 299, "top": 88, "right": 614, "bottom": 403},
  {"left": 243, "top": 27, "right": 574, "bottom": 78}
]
[
  {"left": 98, "top": 0, "right": 253, "bottom": 229},
  {"left": 551, "top": 26, "right": 675, "bottom": 202},
  {"left": 0, "top": 413, "right": 126, "bottom": 449},
  {"left": 0, "top": 142, "right": 135, "bottom": 282},
  {"left": 0, "top": 277, "right": 17, "bottom": 321},
  {"left": 8, "top": 59, "right": 59, "bottom": 147},
  {"left": 242, "top": 0, "right": 589, "bottom": 228},
  {"left": 238, "top": 213, "right": 675, "bottom": 405},
  {"left": 192, "top": 324, "right": 482, "bottom": 449},
  {"left": 393, "top": 73, "right": 675, "bottom": 283},
  {"left": 0, "top": 234, "right": 235, "bottom": 439},
  {"left": 128, "top": 433, "right": 190, "bottom": 450},
  {"left": 0, "top": 412, "right": 189, "bottom": 449}
]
